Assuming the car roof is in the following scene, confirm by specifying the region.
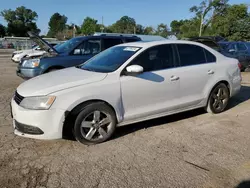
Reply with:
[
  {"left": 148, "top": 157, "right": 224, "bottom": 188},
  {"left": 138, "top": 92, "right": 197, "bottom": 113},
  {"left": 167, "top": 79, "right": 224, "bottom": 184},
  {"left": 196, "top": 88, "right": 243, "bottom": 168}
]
[
  {"left": 117, "top": 40, "right": 211, "bottom": 48},
  {"left": 73, "top": 35, "right": 141, "bottom": 41}
]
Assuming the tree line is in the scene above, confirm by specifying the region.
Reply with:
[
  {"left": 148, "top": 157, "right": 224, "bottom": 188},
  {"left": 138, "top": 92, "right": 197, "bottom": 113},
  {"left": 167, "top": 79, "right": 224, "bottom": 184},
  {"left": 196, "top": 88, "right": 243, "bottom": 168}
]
[{"left": 0, "top": 0, "right": 249, "bottom": 41}]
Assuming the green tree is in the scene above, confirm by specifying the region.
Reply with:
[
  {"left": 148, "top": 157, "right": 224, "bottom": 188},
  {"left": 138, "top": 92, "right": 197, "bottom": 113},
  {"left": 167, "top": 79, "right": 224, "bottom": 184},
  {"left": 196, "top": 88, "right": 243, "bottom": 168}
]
[
  {"left": 170, "top": 20, "right": 188, "bottom": 38},
  {"left": 81, "top": 17, "right": 100, "bottom": 35},
  {"left": 1, "top": 6, "right": 40, "bottom": 36},
  {"left": 190, "top": 0, "right": 229, "bottom": 36},
  {"left": 179, "top": 18, "right": 201, "bottom": 38},
  {"left": 156, "top": 23, "right": 169, "bottom": 38},
  {"left": 143, "top": 26, "right": 155, "bottom": 35},
  {"left": 110, "top": 16, "right": 136, "bottom": 33},
  {"left": 136, "top": 24, "right": 144, "bottom": 34},
  {"left": 47, "top": 13, "right": 67, "bottom": 37},
  {"left": 212, "top": 4, "right": 249, "bottom": 40},
  {"left": 0, "top": 24, "right": 6, "bottom": 37}
]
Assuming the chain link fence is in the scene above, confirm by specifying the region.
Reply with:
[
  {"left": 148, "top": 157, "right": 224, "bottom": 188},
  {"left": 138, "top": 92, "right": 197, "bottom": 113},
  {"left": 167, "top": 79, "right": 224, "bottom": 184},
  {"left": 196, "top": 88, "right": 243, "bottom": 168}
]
[{"left": 0, "top": 37, "right": 58, "bottom": 50}]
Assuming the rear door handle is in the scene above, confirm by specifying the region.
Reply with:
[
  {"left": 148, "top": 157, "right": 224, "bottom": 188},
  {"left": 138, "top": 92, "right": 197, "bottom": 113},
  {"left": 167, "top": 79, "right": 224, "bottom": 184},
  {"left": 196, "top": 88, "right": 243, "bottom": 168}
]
[
  {"left": 208, "top": 70, "right": 214, "bottom": 75},
  {"left": 170, "top": 75, "right": 179, "bottom": 81}
]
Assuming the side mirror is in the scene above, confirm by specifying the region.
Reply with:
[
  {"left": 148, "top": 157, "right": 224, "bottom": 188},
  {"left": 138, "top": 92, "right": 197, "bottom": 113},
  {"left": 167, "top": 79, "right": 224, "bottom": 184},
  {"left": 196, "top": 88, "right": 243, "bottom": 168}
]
[
  {"left": 36, "top": 47, "right": 41, "bottom": 50},
  {"left": 73, "top": 49, "right": 81, "bottom": 55},
  {"left": 228, "top": 49, "right": 236, "bottom": 53},
  {"left": 125, "top": 65, "right": 143, "bottom": 76}
]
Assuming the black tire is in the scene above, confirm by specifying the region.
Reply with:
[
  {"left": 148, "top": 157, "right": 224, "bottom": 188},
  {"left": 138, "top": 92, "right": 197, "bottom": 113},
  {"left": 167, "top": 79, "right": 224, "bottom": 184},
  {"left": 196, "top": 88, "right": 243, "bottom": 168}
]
[
  {"left": 206, "top": 83, "right": 230, "bottom": 114},
  {"left": 74, "top": 102, "right": 117, "bottom": 145}
]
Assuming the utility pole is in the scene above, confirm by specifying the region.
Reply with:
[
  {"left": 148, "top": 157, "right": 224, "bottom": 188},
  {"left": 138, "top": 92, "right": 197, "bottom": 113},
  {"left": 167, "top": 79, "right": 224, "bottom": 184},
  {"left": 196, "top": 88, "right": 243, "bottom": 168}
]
[
  {"left": 199, "top": 14, "right": 204, "bottom": 37},
  {"left": 73, "top": 24, "right": 76, "bottom": 38},
  {"left": 101, "top": 16, "right": 104, "bottom": 33}
]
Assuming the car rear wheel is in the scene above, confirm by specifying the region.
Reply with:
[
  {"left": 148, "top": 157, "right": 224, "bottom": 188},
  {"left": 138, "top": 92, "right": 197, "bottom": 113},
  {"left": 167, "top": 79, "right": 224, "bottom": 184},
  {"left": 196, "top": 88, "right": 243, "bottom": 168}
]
[
  {"left": 74, "top": 102, "right": 117, "bottom": 145},
  {"left": 206, "top": 83, "right": 230, "bottom": 114}
]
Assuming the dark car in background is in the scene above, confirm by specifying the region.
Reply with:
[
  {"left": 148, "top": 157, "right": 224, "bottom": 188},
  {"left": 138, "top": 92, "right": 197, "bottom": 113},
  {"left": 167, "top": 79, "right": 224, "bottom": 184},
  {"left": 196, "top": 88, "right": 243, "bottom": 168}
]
[
  {"left": 218, "top": 41, "right": 250, "bottom": 71},
  {"left": 17, "top": 32, "right": 141, "bottom": 79},
  {"left": 189, "top": 37, "right": 250, "bottom": 71}
]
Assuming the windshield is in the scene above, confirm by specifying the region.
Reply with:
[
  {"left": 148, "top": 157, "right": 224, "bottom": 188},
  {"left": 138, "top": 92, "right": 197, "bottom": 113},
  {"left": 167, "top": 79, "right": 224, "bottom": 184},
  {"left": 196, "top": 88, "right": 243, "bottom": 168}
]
[
  {"left": 55, "top": 37, "right": 83, "bottom": 53},
  {"left": 219, "top": 43, "right": 230, "bottom": 50},
  {"left": 32, "top": 45, "right": 39, "bottom": 50},
  {"left": 79, "top": 46, "right": 141, "bottom": 73}
]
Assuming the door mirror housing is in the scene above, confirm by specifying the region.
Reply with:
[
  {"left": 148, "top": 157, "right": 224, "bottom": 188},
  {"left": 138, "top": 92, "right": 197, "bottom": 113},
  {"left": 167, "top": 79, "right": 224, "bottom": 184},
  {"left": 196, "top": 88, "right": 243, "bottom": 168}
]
[
  {"left": 228, "top": 49, "right": 236, "bottom": 53},
  {"left": 125, "top": 65, "right": 144, "bottom": 76},
  {"left": 73, "top": 49, "right": 81, "bottom": 55}
]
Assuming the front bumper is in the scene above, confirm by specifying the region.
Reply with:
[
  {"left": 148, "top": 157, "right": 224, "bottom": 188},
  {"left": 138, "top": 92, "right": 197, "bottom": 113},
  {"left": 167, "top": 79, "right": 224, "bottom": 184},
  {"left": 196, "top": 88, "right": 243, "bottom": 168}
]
[
  {"left": 11, "top": 98, "right": 65, "bottom": 140},
  {"left": 16, "top": 65, "right": 43, "bottom": 79}
]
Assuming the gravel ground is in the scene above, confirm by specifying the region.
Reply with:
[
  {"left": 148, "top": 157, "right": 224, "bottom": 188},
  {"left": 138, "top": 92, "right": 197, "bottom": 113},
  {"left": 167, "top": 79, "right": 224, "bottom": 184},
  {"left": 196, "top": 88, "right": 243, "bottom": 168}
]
[{"left": 0, "top": 55, "right": 250, "bottom": 188}]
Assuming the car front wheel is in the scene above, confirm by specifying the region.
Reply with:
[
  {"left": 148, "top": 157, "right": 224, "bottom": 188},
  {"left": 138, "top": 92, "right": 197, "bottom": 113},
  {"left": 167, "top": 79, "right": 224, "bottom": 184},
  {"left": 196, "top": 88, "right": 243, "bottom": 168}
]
[
  {"left": 206, "top": 83, "right": 230, "bottom": 114},
  {"left": 74, "top": 102, "right": 117, "bottom": 145}
]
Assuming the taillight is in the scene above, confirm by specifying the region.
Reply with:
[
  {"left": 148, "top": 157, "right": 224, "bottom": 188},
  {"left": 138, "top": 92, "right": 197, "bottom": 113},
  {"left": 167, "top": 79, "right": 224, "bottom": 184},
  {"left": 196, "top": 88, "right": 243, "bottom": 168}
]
[{"left": 238, "top": 63, "right": 242, "bottom": 70}]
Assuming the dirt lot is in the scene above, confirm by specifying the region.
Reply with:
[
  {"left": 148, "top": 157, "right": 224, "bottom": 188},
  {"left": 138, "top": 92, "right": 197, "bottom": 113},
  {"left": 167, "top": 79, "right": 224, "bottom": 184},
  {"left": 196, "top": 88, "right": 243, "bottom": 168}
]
[{"left": 1, "top": 55, "right": 250, "bottom": 188}]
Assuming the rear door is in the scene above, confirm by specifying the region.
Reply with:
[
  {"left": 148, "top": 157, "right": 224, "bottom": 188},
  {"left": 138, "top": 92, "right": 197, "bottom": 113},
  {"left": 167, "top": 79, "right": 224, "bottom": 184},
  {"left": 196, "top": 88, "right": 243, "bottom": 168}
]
[{"left": 175, "top": 44, "right": 217, "bottom": 109}]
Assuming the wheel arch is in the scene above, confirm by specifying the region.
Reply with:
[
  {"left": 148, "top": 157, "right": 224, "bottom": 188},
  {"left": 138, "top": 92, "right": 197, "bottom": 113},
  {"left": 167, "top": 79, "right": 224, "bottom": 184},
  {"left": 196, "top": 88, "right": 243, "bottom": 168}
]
[
  {"left": 62, "top": 99, "right": 118, "bottom": 139},
  {"left": 44, "top": 65, "right": 65, "bottom": 73},
  {"left": 205, "top": 80, "right": 231, "bottom": 106}
]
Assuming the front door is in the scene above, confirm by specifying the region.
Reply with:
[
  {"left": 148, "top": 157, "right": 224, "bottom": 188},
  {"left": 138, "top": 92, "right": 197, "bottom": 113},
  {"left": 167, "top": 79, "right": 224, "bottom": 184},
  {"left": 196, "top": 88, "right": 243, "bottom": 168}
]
[
  {"left": 120, "top": 44, "right": 180, "bottom": 122},
  {"left": 69, "top": 39, "right": 101, "bottom": 67}
]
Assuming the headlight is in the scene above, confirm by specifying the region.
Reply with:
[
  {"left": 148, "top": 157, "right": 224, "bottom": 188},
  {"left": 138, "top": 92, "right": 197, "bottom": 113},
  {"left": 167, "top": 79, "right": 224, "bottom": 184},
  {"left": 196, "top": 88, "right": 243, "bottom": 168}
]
[
  {"left": 22, "top": 59, "right": 40, "bottom": 68},
  {"left": 20, "top": 96, "right": 56, "bottom": 110}
]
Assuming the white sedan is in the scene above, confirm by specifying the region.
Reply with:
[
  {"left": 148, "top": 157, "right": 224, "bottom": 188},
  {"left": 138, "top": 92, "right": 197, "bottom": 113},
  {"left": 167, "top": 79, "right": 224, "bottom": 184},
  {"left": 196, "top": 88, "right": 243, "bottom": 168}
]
[{"left": 11, "top": 40, "right": 241, "bottom": 145}]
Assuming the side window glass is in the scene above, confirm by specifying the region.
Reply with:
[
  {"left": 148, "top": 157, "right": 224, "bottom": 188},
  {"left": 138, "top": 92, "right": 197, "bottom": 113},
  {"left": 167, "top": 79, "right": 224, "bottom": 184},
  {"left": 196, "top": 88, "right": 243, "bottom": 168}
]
[
  {"left": 130, "top": 44, "right": 174, "bottom": 72},
  {"left": 204, "top": 49, "right": 216, "bottom": 63},
  {"left": 177, "top": 44, "right": 206, "bottom": 66},
  {"left": 237, "top": 43, "right": 247, "bottom": 51},
  {"left": 73, "top": 39, "right": 101, "bottom": 55},
  {"left": 103, "top": 38, "right": 122, "bottom": 50}
]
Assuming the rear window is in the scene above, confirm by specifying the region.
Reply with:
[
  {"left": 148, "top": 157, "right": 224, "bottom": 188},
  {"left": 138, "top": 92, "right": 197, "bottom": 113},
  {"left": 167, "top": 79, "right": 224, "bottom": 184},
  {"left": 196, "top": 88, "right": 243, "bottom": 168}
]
[
  {"left": 197, "top": 40, "right": 220, "bottom": 51},
  {"left": 219, "top": 43, "right": 230, "bottom": 50}
]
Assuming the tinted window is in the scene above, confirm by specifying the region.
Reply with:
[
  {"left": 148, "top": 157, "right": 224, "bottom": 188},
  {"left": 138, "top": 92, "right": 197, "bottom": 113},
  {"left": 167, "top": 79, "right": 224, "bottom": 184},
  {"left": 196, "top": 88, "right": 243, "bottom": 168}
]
[
  {"left": 237, "top": 43, "right": 247, "bottom": 51},
  {"left": 204, "top": 49, "right": 216, "bottom": 63},
  {"left": 125, "top": 38, "right": 140, "bottom": 43},
  {"left": 130, "top": 44, "right": 174, "bottom": 72},
  {"left": 73, "top": 39, "right": 101, "bottom": 55},
  {"left": 56, "top": 37, "right": 82, "bottom": 53},
  {"left": 79, "top": 46, "right": 141, "bottom": 73},
  {"left": 197, "top": 41, "right": 220, "bottom": 51},
  {"left": 219, "top": 43, "right": 230, "bottom": 50},
  {"left": 103, "top": 38, "right": 122, "bottom": 49},
  {"left": 177, "top": 44, "right": 207, "bottom": 66}
]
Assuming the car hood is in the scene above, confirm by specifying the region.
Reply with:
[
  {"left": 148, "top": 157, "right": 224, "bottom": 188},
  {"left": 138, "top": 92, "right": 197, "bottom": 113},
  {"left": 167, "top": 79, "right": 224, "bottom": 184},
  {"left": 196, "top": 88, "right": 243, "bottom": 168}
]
[
  {"left": 28, "top": 31, "right": 59, "bottom": 55},
  {"left": 17, "top": 67, "right": 107, "bottom": 97}
]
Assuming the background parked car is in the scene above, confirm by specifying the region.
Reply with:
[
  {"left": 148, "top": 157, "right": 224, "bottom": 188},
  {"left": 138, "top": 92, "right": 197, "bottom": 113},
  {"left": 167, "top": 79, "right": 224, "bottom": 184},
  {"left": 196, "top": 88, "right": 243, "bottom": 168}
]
[
  {"left": 218, "top": 41, "right": 250, "bottom": 71},
  {"left": 16, "top": 32, "right": 142, "bottom": 79},
  {"left": 12, "top": 41, "right": 63, "bottom": 63},
  {"left": 189, "top": 37, "right": 250, "bottom": 71}
]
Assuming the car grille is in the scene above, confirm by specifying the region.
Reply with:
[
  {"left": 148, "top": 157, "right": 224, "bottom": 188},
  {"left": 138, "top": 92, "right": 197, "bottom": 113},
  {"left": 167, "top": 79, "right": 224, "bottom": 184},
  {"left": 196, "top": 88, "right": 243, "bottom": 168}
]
[{"left": 14, "top": 91, "right": 24, "bottom": 105}]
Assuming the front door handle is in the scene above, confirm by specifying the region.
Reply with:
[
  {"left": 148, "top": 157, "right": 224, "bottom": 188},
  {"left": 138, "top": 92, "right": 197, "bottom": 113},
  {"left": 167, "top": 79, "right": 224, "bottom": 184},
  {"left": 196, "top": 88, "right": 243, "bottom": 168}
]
[
  {"left": 208, "top": 70, "right": 214, "bottom": 75},
  {"left": 170, "top": 75, "right": 179, "bottom": 81}
]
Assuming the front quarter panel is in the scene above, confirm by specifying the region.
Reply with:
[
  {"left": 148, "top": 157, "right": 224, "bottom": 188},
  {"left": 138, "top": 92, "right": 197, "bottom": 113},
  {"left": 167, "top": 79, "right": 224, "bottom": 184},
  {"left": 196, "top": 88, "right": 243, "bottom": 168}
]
[{"left": 50, "top": 74, "right": 123, "bottom": 122}]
